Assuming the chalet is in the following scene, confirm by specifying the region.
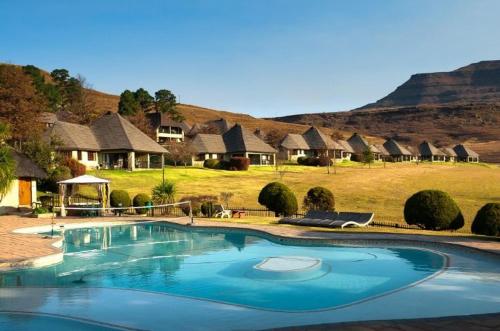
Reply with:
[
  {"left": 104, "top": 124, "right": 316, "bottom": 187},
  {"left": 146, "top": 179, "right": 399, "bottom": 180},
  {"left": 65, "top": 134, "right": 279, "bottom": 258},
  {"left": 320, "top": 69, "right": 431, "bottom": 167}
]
[
  {"left": 191, "top": 124, "right": 276, "bottom": 166},
  {"left": 146, "top": 112, "right": 191, "bottom": 144},
  {"left": 418, "top": 141, "right": 446, "bottom": 162},
  {"left": 45, "top": 112, "right": 167, "bottom": 170},
  {"left": 383, "top": 139, "right": 413, "bottom": 162},
  {"left": 405, "top": 146, "right": 420, "bottom": 162},
  {"left": 279, "top": 127, "right": 348, "bottom": 161},
  {"left": 373, "top": 144, "right": 390, "bottom": 160},
  {"left": 0, "top": 150, "right": 46, "bottom": 214},
  {"left": 453, "top": 144, "right": 479, "bottom": 162},
  {"left": 441, "top": 147, "right": 457, "bottom": 162},
  {"left": 347, "top": 133, "right": 383, "bottom": 161}
]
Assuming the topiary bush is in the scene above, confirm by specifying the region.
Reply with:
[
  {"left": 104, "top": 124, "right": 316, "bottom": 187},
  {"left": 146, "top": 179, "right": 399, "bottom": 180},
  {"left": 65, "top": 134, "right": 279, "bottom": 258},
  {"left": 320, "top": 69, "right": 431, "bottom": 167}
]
[
  {"left": 110, "top": 190, "right": 131, "bottom": 208},
  {"left": 179, "top": 195, "right": 218, "bottom": 216},
  {"left": 471, "top": 203, "right": 500, "bottom": 236},
  {"left": 404, "top": 190, "right": 464, "bottom": 230},
  {"left": 229, "top": 157, "right": 250, "bottom": 171},
  {"left": 203, "top": 159, "right": 220, "bottom": 169},
  {"left": 303, "top": 186, "right": 335, "bottom": 211},
  {"left": 62, "top": 158, "right": 86, "bottom": 177},
  {"left": 258, "top": 182, "right": 298, "bottom": 217},
  {"left": 133, "top": 193, "right": 151, "bottom": 214}
]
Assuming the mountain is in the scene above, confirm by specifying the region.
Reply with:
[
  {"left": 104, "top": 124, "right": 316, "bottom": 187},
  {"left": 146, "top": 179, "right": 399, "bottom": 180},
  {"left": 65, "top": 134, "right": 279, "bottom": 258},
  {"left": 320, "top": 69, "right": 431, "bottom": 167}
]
[
  {"left": 360, "top": 60, "right": 500, "bottom": 109},
  {"left": 272, "top": 61, "right": 500, "bottom": 162}
]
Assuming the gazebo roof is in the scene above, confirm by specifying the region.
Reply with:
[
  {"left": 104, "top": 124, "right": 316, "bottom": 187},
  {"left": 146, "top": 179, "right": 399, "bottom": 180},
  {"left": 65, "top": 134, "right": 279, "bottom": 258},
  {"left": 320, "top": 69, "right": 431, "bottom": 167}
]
[{"left": 58, "top": 174, "right": 110, "bottom": 184}]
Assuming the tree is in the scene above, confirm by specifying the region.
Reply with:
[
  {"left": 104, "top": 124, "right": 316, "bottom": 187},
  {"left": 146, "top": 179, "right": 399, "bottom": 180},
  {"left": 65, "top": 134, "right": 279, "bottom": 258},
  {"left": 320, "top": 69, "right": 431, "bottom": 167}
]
[
  {"left": 66, "top": 75, "right": 98, "bottom": 124},
  {"left": 23, "top": 65, "right": 62, "bottom": 112},
  {"left": 164, "top": 140, "right": 194, "bottom": 166},
  {"left": 118, "top": 90, "right": 140, "bottom": 116},
  {"left": 127, "top": 110, "right": 154, "bottom": 138},
  {"left": 0, "top": 122, "right": 15, "bottom": 202},
  {"left": 258, "top": 182, "right": 298, "bottom": 217},
  {"left": 0, "top": 65, "right": 44, "bottom": 142},
  {"left": 50, "top": 69, "right": 70, "bottom": 85},
  {"left": 471, "top": 203, "right": 500, "bottom": 236},
  {"left": 134, "top": 88, "right": 154, "bottom": 112},
  {"left": 362, "top": 146, "right": 374, "bottom": 168},
  {"left": 155, "top": 89, "right": 184, "bottom": 121}
]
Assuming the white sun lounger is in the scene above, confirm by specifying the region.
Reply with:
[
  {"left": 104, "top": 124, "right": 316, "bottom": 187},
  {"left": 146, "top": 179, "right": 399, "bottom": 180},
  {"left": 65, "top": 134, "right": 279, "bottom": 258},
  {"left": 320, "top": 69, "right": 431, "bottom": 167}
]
[{"left": 214, "top": 204, "right": 232, "bottom": 218}]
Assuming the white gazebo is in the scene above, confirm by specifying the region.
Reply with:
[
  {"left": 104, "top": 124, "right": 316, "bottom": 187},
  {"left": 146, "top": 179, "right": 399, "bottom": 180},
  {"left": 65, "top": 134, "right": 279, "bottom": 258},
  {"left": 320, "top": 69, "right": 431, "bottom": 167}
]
[{"left": 58, "top": 175, "right": 111, "bottom": 217}]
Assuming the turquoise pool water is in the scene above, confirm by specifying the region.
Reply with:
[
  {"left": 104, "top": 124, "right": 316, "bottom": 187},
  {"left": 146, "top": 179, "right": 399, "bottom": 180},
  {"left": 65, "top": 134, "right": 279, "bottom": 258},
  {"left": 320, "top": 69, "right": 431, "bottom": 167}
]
[
  {"left": 0, "top": 313, "right": 122, "bottom": 331},
  {"left": 0, "top": 223, "right": 445, "bottom": 311}
]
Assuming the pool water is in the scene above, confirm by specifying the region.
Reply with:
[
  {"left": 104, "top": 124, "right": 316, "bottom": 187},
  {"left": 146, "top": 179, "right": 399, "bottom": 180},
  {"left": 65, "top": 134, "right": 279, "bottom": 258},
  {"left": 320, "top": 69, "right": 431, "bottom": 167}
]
[{"left": 0, "top": 223, "right": 445, "bottom": 311}]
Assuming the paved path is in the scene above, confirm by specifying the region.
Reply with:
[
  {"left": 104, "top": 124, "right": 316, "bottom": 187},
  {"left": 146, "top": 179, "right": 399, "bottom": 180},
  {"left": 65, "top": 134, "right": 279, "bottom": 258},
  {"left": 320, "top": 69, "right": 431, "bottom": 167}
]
[
  {"left": 1, "top": 215, "right": 500, "bottom": 267},
  {"left": 269, "top": 313, "right": 500, "bottom": 331}
]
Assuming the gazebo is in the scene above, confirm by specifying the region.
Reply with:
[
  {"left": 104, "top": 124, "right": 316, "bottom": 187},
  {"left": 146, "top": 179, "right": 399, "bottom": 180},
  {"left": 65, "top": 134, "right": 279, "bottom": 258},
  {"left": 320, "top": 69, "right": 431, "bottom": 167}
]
[{"left": 58, "top": 175, "right": 111, "bottom": 217}]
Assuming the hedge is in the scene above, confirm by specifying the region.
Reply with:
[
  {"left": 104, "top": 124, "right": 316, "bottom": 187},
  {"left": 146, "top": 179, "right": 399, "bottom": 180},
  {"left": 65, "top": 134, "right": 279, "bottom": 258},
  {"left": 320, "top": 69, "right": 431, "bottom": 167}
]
[
  {"left": 62, "top": 158, "right": 86, "bottom": 177},
  {"left": 404, "top": 190, "right": 464, "bottom": 230},
  {"left": 471, "top": 203, "right": 500, "bottom": 236},
  {"left": 203, "top": 159, "right": 220, "bottom": 169},
  {"left": 229, "top": 157, "right": 250, "bottom": 171}
]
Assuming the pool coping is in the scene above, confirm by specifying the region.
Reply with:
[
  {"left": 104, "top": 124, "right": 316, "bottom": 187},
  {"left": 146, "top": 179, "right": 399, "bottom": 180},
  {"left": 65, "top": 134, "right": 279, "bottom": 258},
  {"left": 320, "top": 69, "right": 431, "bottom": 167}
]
[{"left": 1, "top": 215, "right": 499, "bottom": 272}]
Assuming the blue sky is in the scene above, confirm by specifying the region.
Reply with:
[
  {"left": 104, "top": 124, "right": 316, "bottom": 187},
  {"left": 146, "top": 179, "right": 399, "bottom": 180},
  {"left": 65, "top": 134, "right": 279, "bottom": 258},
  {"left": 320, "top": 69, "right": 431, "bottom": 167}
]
[{"left": 1, "top": 0, "right": 500, "bottom": 117}]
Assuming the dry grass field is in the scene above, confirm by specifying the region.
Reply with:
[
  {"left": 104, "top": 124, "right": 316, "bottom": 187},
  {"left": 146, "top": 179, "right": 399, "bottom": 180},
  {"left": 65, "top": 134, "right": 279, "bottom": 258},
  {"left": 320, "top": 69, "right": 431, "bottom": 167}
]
[{"left": 89, "top": 162, "right": 500, "bottom": 233}]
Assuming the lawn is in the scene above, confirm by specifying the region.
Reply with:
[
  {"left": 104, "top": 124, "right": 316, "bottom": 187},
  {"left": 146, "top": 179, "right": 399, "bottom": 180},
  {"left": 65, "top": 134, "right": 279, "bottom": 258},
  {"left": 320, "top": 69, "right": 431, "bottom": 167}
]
[{"left": 89, "top": 162, "right": 500, "bottom": 233}]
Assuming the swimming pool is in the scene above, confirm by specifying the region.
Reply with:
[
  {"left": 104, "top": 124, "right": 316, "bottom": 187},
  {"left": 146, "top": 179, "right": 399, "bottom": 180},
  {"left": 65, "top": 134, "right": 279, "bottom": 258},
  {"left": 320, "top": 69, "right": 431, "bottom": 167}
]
[{"left": 0, "top": 222, "right": 445, "bottom": 311}]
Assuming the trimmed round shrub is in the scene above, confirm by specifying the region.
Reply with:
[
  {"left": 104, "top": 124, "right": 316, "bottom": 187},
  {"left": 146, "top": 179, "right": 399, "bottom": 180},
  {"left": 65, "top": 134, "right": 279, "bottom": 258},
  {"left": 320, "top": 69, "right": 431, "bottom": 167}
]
[
  {"left": 229, "top": 157, "right": 250, "bottom": 171},
  {"left": 404, "top": 190, "right": 464, "bottom": 230},
  {"left": 110, "top": 190, "right": 131, "bottom": 208},
  {"left": 297, "top": 156, "right": 307, "bottom": 165},
  {"left": 203, "top": 159, "right": 220, "bottom": 169},
  {"left": 258, "top": 182, "right": 298, "bottom": 217},
  {"left": 133, "top": 193, "right": 151, "bottom": 214},
  {"left": 471, "top": 203, "right": 500, "bottom": 236},
  {"left": 303, "top": 186, "right": 335, "bottom": 211},
  {"left": 179, "top": 195, "right": 218, "bottom": 216}
]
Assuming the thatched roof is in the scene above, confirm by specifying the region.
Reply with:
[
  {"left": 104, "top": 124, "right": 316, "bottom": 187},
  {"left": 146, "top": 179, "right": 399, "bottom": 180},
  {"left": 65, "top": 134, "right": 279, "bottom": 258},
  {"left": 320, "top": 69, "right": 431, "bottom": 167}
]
[
  {"left": 280, "top": 134, "right": 310, "bottom": 150},
  {"left": 453, "top": 144, "right": 479, "bottom": 158},
  {"left": 207, "top": 118, "right": 234, "bottom": 134},
  {"left": 302, "top": 127, "right": 343, "bottom": 150},
  {"left": 347, "top": 133, "right": 371, "bottom": 154},
  {"left": 383, "top": 139, "right": 412, "bottom": 156},
  {"left": 90, "top": 113, "right": 167, "bottom": 153},
  {"left": 373, "top": 144, "right": 390, "bottom": 156},
  {"left": 186, "top": 123, "right": 204, "bottom": 137},
  {"left": 369, "top": 144, "right": 382, "bottom": 154},
  {"left": 406, "top": 146, "right": 420, "bottom": 156},
  {"left": 223, "top": 124, "right": 276, "bottom": 153},
  {"left": 337, "top": 140, "right": 355, "bottom": 153},
  {"left": 11, "top": 150, "right": 47, "bottom": 179},
  {"left": 45, "top": 113, "right": 167, "bottom": 154},
  {"left": 146, "top": 112, "right": 191, "bottom": 132},
  {"left": 441, "top": 147, "right": 457, "bottom": 157},
  {"left": 44, "top": 121, "right": 100, "bottom": 151},
  {"left": 191, "top": 134, "right": 227, "bottom": 154},
  {"left": 419, "top": 141, "right": 446, "bottom": 157}
]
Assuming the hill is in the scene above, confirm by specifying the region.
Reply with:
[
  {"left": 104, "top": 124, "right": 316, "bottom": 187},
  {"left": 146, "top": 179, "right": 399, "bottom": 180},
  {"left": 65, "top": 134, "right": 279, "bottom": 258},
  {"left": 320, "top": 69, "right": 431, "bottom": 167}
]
[{"left": 272, "top": 61, "right": 500, "bottom": 162}]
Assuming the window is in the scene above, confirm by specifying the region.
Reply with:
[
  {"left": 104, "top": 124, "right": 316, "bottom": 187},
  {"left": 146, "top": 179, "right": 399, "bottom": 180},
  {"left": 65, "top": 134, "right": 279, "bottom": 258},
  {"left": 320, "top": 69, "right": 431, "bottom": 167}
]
[
  {"left": 88, "top": 151, "right": 96, "bottom": 161},
  {"left": 77, "top": 151, "right": 82, "bottom": 161}
]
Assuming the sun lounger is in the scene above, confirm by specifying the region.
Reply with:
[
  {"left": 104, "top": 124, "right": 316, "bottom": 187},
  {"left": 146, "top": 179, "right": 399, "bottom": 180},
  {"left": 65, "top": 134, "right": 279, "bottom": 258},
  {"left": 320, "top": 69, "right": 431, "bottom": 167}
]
[{"left": 279, "top": 210, "right": 374, "bottom": 229}]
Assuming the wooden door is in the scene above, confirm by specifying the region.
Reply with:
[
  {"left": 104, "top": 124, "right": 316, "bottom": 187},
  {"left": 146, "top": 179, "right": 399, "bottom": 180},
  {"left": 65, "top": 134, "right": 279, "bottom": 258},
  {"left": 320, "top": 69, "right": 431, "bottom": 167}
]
[{"left": 18, "top": 178, "right": 32, "bottom": 206}]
